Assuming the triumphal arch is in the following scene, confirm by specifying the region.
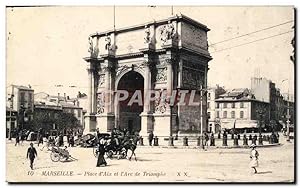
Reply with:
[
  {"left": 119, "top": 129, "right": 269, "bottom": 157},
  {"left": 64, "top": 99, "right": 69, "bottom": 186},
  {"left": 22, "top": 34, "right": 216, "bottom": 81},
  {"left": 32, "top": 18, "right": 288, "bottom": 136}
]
[{"left": 83, "top": 14, "right": 212, "bottom": 137}]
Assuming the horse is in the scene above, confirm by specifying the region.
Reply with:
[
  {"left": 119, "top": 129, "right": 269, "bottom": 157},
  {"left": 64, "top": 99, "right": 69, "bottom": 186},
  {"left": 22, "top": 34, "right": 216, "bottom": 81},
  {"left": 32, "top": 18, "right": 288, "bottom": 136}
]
[{"left": 122, "top": 135, "right": 140, "bottom": 161}]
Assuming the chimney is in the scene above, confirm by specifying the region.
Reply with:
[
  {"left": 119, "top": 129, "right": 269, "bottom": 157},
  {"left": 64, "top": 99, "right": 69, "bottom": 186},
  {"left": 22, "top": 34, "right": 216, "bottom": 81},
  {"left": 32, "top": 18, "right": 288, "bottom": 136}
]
[
  {"left": 64, "top": 93, "right": 66, "bottom": 100},
  {"left": 58, "top": 93, "right": 60, "bottom": 104}
]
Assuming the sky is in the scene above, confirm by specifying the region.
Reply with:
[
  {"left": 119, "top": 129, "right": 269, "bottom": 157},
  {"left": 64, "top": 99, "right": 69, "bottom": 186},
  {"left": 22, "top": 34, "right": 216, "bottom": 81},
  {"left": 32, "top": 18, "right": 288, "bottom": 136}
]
[{"left": 6, "top": 6, "right": 295, "bottom": 97}]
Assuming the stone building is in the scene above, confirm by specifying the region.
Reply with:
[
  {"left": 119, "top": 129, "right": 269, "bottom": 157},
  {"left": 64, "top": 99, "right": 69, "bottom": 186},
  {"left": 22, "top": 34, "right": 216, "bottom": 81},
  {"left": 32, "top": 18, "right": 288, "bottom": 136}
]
[
  {"left": 83, "top": 14, "right": 212, "bottom": 137},
  {"left": 207, "top": 85, "right": 226, "bottom": 133},
  {"left": 250, "top": 77, "right": 283, "bottom": 122},
  {"left": 34, "top": 92, "right": 84, "bottom": 126},
  {"left": 6, "top": 85, "right": 34, "bottom": 130},
  {"left": 215, "top": 88, "right": 270, "bottom": 133},
  {"left": 6, "top": 107, "right": 17, "bottom": 139}
]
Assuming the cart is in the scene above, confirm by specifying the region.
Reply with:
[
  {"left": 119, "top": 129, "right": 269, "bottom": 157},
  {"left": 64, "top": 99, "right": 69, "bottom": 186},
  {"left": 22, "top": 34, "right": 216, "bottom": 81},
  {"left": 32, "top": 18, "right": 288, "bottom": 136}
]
[{"left": 50, "top": 147, "right": 77, "bottom": 162}]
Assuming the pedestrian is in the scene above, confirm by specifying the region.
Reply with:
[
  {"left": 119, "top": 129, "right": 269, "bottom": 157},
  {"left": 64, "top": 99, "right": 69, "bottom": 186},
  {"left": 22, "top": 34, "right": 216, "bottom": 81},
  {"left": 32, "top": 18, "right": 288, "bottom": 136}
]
[
  {"left": 96, "top": 138, "right": 107, "bottom": 167},
  {"left": 27, "top": 143, "right": 37, "bottom": 170},
  {"left": 58, "top": 133, "right": 64, "bottom": 147},
  {"left": 249, "top": 144, "right": 259, "bottom": 174},
  {"left": 69, "top": 135, "right": 75, "bottom": 147},
  {"left": 37, "top": 134, "right": 43, "bottom": 147},
  {"left": 20, "top": 131, "right": 25, "bottom": 145},
  {"left": 15, "top": 132, "right": 20, "bottom": 146},
  {"left": 204, "top": 132, "right": 209, "bottom": 147},
  {"left": 148, "top": 131, "right": 154, "bottom": 146},
  {"left": 40, "top": 137, "right": 49, "bottom": 151}
]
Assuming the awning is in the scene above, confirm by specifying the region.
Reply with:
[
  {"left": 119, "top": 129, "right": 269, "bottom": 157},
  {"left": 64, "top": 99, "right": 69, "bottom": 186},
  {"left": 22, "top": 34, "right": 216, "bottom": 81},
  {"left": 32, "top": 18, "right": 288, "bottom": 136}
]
[{"left": 221, "top": 120, "right": 258, "bottom": 129}]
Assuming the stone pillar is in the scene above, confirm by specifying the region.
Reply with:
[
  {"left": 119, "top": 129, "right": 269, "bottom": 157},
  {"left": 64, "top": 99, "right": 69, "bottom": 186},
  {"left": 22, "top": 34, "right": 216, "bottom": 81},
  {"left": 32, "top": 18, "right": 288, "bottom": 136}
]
[
  {"left": 140, "top": 59, "right": 153, "bottom": 137},
  {"left": 83, "top": 61, "right": 97, "bottom": 133},
  {"left": 87, "top": 63, "right": 93, "bottom": 114},
  {"left": 96, "top": 59, "right": 115, "bottom": 133}
]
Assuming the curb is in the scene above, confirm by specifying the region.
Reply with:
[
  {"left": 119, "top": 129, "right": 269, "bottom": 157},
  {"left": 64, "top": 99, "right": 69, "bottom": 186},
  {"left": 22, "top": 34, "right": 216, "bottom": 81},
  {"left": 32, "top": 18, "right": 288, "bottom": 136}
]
[{"left": 137, "top": 143, "right": 282, "bottom": 149}]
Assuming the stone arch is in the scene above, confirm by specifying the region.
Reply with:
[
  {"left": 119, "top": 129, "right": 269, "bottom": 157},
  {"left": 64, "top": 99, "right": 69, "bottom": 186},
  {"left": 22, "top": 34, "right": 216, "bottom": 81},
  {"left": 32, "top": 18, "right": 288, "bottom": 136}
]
[{"left": 115, "top": 65, "right": 145, "bottom": 91}]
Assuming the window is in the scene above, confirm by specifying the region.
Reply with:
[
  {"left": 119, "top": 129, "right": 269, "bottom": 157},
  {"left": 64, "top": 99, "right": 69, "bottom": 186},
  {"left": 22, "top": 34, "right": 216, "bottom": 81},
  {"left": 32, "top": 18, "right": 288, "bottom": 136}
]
[
  {"left": 78, "top": 109, "right": 81, "bottom": 118},
  {"left": 232, "top": 103, "right": 235, "bottom": 108},
  {"left": 223, "top": 111, "right": 227, "bottom": 118},
  {"left": 240, "top": 102, "right": 244, "bottom": 108},
  {"left": 224, "top": 103, "right": 227, "bottom": 108},
  {"left": 216, "top": 103, "right": 219, "bottom": 109},
  {"left": 208, "top": 93, "right": 211, "bottom": 100},
  {"left": 231, "top": 111, "right": 235, "bottom": 118},
  {"left": 28, "top": 93, "right": 32, "bottom": 103},
  {"left": 207, "top": 112, "right": 211, "bottom": 119},
  {"left": 20, "top": 92, "right": 25, "bottom": 103},
  {"left": 240, "top": 111, "right": 244, "bottom": 118},
  {"left": 207, "top": 102, "right": 210, "bottom": 109},
  {"left": 216, "top": 111, "right": 220, "bottom": 118}
]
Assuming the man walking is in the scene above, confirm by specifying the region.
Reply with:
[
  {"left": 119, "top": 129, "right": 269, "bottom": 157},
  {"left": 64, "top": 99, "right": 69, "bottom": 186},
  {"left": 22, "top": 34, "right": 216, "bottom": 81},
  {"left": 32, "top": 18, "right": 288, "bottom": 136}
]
[{"left": 27, "top": 143, "right": 37, "bottom": 170}]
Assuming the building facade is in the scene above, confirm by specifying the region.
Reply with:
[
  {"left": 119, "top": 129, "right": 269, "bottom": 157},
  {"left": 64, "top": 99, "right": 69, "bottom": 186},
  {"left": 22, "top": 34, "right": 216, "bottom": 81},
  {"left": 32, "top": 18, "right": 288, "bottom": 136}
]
[
  {"left": 215, "top": 88, "right": 270, "bottom": 132},
  {"left": 6, "top": 85, "right": 34, "bottom": 130},
  {"left": 83, "top": 14, "right": 212, "bottom": 137},
  {"left": 6, "top": 107, "right": 17, "bottom": 138},
  {"left": 34, "top": 92, "right": 84, "bottom": 126},
  {"left": 207, "top": 85, "right": 226, "bottom": 133},
  {"left": 251, "top": 77, "right": 283, "bottom": 122}
]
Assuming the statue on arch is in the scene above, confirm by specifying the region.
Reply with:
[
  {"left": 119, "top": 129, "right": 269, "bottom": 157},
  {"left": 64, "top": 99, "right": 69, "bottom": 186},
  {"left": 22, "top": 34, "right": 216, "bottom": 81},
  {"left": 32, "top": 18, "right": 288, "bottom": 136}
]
[
  {"left": 105, "top": 35, "right": 111, "bottom": 50},
  {"left": 144, "top": 26, "right": 151, "bottom": 44}
]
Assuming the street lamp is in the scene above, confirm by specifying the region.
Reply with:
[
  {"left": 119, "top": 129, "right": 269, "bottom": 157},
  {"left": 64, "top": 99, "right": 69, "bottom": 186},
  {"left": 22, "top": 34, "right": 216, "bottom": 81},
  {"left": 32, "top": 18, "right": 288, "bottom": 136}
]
[{"left": 199, "top": 84, "right": 208, "bottom": 150}]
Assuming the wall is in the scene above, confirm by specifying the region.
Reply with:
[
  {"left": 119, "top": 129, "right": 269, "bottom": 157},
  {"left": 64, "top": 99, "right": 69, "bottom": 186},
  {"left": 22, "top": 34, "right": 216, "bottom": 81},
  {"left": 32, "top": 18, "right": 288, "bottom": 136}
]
[{"left": 251, "top": 77, "right": 270, "bottom": 103}]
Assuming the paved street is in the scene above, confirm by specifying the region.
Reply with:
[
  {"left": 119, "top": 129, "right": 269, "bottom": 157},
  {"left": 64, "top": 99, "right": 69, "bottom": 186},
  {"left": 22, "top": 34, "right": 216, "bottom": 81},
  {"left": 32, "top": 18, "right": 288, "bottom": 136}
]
[{"left": 6, "top": 137, "right": 294, "bottom": 183}]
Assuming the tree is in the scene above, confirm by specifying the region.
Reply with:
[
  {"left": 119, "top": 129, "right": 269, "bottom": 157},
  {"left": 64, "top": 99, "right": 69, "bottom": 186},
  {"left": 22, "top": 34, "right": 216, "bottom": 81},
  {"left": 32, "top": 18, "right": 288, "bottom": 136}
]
[
  {"left": 55, "top": 112, "right": 80, "bottom": 132},
  {"left": 29, "top": 110, "right": 80, "bottom": 133}
]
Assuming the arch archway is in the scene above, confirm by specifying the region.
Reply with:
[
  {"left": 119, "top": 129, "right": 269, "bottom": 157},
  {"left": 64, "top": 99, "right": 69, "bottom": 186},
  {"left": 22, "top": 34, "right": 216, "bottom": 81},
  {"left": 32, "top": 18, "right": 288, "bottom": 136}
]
[{"left": 116, "top": 71, "right": 144, "bottom": 133}]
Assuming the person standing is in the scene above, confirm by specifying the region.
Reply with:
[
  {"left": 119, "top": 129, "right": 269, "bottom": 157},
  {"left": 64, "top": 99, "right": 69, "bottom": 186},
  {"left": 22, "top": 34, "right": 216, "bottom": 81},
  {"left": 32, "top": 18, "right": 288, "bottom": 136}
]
[
  {"left": 15, "top": 132, "right": 20, "bottom": 146},
  {"left": 40, "top": 136, "right": 49, "bottom": 151},
  {"left": 37, "top": 134, "right": 43, "bottom": 147},
  {"left": 249, "top": 144, "right": 259, "bottom": 174},
  {"left": 204, "top": 132, "right": 209, "bottom": 147},
  {"left": 148, "top": 131, "right": 154, "bottom": 146},
  {"left": 96, "top": 138, "right": 107, "bottom": 167},
  {"left": 27, "top": 143, "right": 37, "bottom": 170}
]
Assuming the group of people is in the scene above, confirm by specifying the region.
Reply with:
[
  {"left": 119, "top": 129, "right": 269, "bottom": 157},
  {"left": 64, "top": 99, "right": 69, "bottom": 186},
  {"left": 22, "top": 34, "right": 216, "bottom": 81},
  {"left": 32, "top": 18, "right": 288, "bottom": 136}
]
[{"left": 22, "top": 128, "right": 261, "bottom": 174}]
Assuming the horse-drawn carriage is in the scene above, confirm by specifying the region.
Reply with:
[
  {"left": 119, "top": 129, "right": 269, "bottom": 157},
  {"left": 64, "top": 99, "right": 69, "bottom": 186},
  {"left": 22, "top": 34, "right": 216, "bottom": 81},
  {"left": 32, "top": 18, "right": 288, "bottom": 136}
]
[
  {"left": 92, "top": 133, "right": 140, "bottom": 161},
  {"left": 50, "top": 146, "right": 77, "bottom": 162}
]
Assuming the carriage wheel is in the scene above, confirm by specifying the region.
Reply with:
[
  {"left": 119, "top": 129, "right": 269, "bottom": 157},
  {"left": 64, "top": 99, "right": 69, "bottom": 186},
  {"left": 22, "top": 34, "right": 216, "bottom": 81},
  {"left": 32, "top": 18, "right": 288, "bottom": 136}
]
[
  {"left": 59, "top": 155, "right": 69, "bottom": 162},
  {"left": 93, "top": 147, "right": 98, "bottom": 158},
  {"left": 50, "top": 152, "right": 60, "bottom": 162}
]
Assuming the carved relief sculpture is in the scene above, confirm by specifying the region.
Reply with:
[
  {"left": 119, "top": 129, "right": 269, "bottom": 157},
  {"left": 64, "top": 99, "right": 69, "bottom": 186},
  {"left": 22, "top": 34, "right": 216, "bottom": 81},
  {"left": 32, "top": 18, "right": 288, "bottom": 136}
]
[
  {"left": 156, "top": 68, "right": 167, "bottom": 82},
  {"left": 96, "top": 93, "right": 105, "bottom": 114},
  {"left": 155, "top": 96, "right": 167, "bottom": 114},
  {"left": 160, "top": 21, "right": 175, "bottom": 45},
  {"left": 144, "top": 26, "right": 151, "bottom": 44},
  {"left": 98, "top": 74, "right": 105, "bottom": 88}
]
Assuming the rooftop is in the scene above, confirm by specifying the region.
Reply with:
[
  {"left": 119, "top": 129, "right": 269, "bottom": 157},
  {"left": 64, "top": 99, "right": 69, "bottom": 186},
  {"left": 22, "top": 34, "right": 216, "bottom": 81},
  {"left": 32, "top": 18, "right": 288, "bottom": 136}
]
[
  {"left": 10, "top": 84, "right": 34, "bottom": 91},
  {"left": 90, "top": 13, "right": 210, "bottom": 38}
]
